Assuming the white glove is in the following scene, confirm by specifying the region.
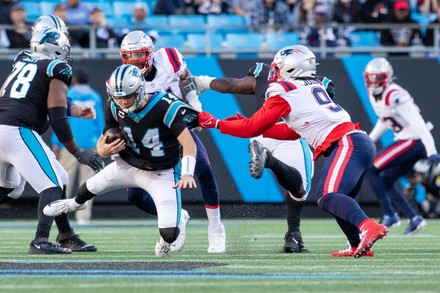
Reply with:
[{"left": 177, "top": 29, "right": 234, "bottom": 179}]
[
  {"left": 186, "top": 90, "right": 203, "bottom": 112},
  {"left": 184, "top": 75, "right": 215, "bottom": 94}
]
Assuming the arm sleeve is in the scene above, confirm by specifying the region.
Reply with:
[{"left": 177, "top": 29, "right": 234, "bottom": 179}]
[
  {"left": 262, "top": 122, "right": 301, "bottom": 140},
  {"left": 218, "top": 96, "right": 291, "bottom": 138},
  {"left": 396, "top": 101, "right": 438, "bottom": 156},
  {"left": 369, "top": 119, "right": 387, "bottom": 142}
]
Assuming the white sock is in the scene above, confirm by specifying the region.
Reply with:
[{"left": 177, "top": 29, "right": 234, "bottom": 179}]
[{"left": 206, "top": 206, "right": 221, "bottom": 227}]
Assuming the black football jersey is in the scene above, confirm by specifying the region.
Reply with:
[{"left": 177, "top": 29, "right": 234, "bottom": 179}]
[
  {"left": 104, "top": 91, "right": 198, "bottom": 171},
  {"left": 247, "top": 62, "right": 335, "bottom": 111},
  {"left": 0, "top": 51, "right": 72, "bottom": 134}
]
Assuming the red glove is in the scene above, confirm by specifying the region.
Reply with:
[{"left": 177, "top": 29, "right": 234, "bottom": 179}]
[{"left": 198, "top": 111, "right": 219, "bottom": 128}]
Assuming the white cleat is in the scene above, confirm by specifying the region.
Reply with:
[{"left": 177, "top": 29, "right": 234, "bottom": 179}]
[
  {"left": 43, "top": 199, "right": 87, "bottom": 217},
  {"left": 170, "top": 209, "right": 190, "bottom": 252},
  {"left": 155, "top": 238, "right": 170, "bottom": 257},
  {"left": 207, "top": 223, "right": 226, "bottom": 253}
]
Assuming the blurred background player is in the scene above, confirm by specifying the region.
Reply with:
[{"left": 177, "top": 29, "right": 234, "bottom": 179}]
[
  {"left": 364, "top": 57, "right": 439, "bottom": 236},
  {"left": 44, "top": 64, "right": 199, "bottom": 258},
  {"left": 196, "top": 45, "right": 388, "bottom": 258},
  {"left": 184, "top": 64, "right": 334, "bottom": 253},
  {"left": 51, "top": 67, "right": 104, "bottom": 225},
  {"left": 119, "top": 31, "right": 226, "bottom": 253},
  {"left": 0, "top": 28, "right": 104, "bottom": 254}
]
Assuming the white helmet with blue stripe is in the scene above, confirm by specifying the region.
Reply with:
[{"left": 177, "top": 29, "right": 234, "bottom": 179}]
[
  {"left": 30, "top": 28, "right": 71, "bottom": 63},
  {"left": 32, "top": 15, "right": 69, "bottom": 37}
]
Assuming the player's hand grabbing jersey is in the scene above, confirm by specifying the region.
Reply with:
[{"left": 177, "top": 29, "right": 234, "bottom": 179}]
[
  {"left": 104, "top": 91, "right": 198, "bottom": 170},
  {"left": 0, "top": 51, "right": 72, "bottom": 134}
]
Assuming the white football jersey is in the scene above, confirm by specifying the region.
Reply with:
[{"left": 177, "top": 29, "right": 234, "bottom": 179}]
[
  {"left": 266, "top": 79, "right": 351, "bottom": 149},
  {"left": 144, "top": 48, "right": 186, "bottom": 98},
  {"left": 369, "top": 83, "right": 437, "bottom": 155}
]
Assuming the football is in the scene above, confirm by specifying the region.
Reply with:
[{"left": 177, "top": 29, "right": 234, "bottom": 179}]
[{"left": 104, "top": 128, "right": 128, "bottom": 144}]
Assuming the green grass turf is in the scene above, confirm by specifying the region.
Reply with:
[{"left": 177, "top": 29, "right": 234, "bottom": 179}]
[{"left": 0, "top": 218, "right": 439, "bottom": 293}]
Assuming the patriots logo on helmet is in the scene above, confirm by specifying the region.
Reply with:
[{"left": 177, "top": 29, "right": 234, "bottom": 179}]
[{"left": 280, "top": 48, "right": 306, "bottom": 58}]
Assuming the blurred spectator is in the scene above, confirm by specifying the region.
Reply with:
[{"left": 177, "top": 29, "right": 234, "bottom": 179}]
[
  {"left": 333, "top": 0, "right": 362, "bottom": 24},
  {"left": 292, "top": 0, "right": 318, "bottom": 27},
  {"left": 418, "top": 0, "right": 438, "bottom": 16},
  {"left": 0, "top": 0, "right": 19, "bottom": 24},
  {"left": 306, "top": 5, "right": 349, "bottom": 50},
  {"left": 51, "top": 67, "right": 104, "bottom": 226},
  {"left": 131, "top": 2, "right": 149, "bottom": 27},
  {"left": 284, "top": 0, "right": 299, "bottom": 13},
  {"left": 6, "top": 4, "right": 31, "bottom": 49},
  {"left": 85, "top": 7, "right": 118, "bottom": 52},
  {"left": 231, "top": 0, "right": 258, "bottom": 17},
  {"left": 53, "top": 3, "right": 68, "bottom": 23},
  {"left": 421, "top": 6, "right": 440, "bottom": 47},
  {"left": 360, "top": 0, "right": 394, "bottom": 24},
  {"left": 66, "top": 0, "right": 91, "bottom": 47},
  {"left": 249, "top": 0, "right": 291, "bottom": 33},
  {"left": 380, "top": 0, "right": 422, "bottom": 55},
  {"left": 154, "top": 0, "right": 193, "bottom": 15},
  {"left": 194, "top": 0, "right": 230, "bottom": 14}
]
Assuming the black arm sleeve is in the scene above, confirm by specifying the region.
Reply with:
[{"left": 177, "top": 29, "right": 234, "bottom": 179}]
[{"left": 48, "top": 107, "right": 74, "bottom": 143}]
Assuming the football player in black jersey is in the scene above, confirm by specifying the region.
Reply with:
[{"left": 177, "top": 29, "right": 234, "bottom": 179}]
[
  {"left": 44, "top": 64, "right": 199, "bottom": 257},
  {"left": 0, "top": 28, "right": 104, "bottom": 254},
  {"left": 184, "top": 63, "right": 335, "bottom": 253}
]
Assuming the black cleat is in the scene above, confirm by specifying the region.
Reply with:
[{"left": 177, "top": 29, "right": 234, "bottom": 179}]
[
  {"left": 283, "top": 231, "right": 309, "bottom": 253},
  {"left": 29, "top": 241, "right": 72, "bottom": 254},
  {"left": 248, "top": 140, "right": 267, "bottom": 179},
  {"left": 57, "top": 234, "right": 97, "bottom": 252}
]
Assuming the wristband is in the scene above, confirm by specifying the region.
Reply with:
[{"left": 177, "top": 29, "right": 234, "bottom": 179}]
[{"left": 181, "top": 155, "right": 196, "bottom": 177}]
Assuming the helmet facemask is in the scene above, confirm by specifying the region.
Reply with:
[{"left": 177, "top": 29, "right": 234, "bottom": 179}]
[
  {"left": 120, "top": 31, "right": 154, "bottom": 73},
  {"left": 364, "top": 57, "right": 394, "bottom": 96}
]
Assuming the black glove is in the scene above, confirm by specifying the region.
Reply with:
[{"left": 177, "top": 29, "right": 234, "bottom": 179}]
[{"left": 73, "top": 149, "right": 105, "bottom": 172}]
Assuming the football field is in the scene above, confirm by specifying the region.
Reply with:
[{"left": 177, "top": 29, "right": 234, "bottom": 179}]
[{"left": 0, "top": 218, "right": 439, "bottom": 292}]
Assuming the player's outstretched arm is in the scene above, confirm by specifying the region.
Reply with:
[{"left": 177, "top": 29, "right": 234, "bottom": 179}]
[{"left": 174, "top": 128, "right": 197, "bottom": 190}]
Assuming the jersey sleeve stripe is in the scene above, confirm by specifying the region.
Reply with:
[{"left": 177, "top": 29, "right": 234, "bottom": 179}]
[
  {"left": 253, "top": 63, "right": 263, "bottom": 77},
  {"left": 278, "top": 81, "right": 297, "bottom": 91},
  {"left": 110, "top": 102, "right": 118, "bottom": 121},
  {"left": 46, "top": 60, "right": 64, "bottom": 77},
  {"left": 164, "top": 101, "right": 187, "bottom": 127},
  {"left": 164, "top": 48, "right": 181, "bottom": 73},
  {"left": 385, "top": 89, "right": 397, "bottom": 106}
]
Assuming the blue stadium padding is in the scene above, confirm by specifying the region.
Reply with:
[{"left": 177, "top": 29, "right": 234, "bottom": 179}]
[
  {"left": 113, "top": 1, "right": 141, "bottom": 18},
  {"left": 225, "top": 33, "right": 262, "bottom": 50},
  {"left": 154, "top": 35, "right": 186, "bottom": 50},
  {"left": 265, "top": 32, "right": 300, "bottom": 50},
  {"left": 186, "top": 57, "right": 284, "bottom": 203},
  {"left": 168, "top": 15, "right": 206, "bottom": 35},
  {"left": 40, "top": 2, "right": 58, "bottom": 15},
  {"left": 187, "top": 33, "right": 224, "bottom": 50},
  {"left": 349, "top": 31, "right": 380, "bottom": 48}
]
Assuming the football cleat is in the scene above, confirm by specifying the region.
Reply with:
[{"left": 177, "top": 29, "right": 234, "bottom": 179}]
[
  {"left": 43, "top": 198, "right": 87, "bottom": 217},
  {"left": 248, "top": 140, "right": 267, "bottom": 179},
  {"left": 170, "top": 209, "right": 190, "bottom": 252},
  {"left": 379, "top": 213, "right": 401, "bottom": 228},
  {"left": 354, "top": 219, "right": 388, "bottom": 258},
  {"left": 331, "top": 244, "right": 374, "bottom": 257},
  {"left": 57, "top": 234, "right": 97, "bottom": 252},
  {"left": 284, "top": 231, "right": 309, "bottom": 253},
  {"left": 404, "top": 215, "right": 427, "bottom": 236},
  {"left": 155, "top": 238, "right": 170, "bottom": 257},
  {"left": 29, "top": 241, "right": 72, "bottom": 254},
  {"left": 208, "top": 223, "right": 226, "bottom": 253}
]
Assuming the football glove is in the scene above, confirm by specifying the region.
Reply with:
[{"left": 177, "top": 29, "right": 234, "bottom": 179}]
[
  {"left": 183, "top": 76, "right": 215, "bottom": 94},
  {"left": 198, "top": 111, "right": 219, "bottom": 129},
  {"left": 73, "top": 149, "right": 105, "bottom": 172}
]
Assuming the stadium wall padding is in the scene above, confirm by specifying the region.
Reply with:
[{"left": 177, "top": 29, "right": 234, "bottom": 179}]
[{"left": 2, "top": 57, "right": 439, "bottom": 205}]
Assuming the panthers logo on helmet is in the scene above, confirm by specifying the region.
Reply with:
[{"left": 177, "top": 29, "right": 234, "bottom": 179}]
[{"left": 40, "top": 31, "right": 60, "bottom": 44}]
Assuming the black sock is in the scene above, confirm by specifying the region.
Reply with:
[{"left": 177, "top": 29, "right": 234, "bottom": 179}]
[
  {"left": 34, "top": 187, "right": 63, "bottom": 243},
  {"left": 54, "top": 186, "right": 73, "bottom": 235},
  {"left": 286, "top": 197, "right": 304, "bottom": 233}
]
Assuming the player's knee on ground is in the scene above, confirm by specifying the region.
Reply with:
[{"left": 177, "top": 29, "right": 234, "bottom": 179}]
[{"left": 159, "top": 227, "right": 180, "bottom": 243}]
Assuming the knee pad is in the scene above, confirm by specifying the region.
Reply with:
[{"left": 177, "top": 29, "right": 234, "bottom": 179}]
[{"left": 159, "top": 227, "right": 180, "bottom": 243}]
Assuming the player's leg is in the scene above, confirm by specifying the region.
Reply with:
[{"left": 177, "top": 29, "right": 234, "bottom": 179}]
[
  {"left": 74, "top": 161, "right": 96, "bottom": 224},
  {"left": 252, "top": 137, "right": 313, "bottom": 253},
  {"left": 316, "top": 133, "right": 387, "bottom": 258},
  {"left": 191, "top": 131, "right": 225, "bottom": 253},
  {"left": 137, "top": 167, "right": 182, "bottom": 257},
  {"left": 1, "top": 126, "right": 71, "bottom": 254},
  {"left": 127, "top": 187, "right": 158, "bottom": 215}
]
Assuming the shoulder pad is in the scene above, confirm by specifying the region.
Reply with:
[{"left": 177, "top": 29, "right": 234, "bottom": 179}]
[
  {"left": 266, "top": 81, "right": 296, "bottom": 98},
  {"left": 159, "top": 47, "right": 186, "bottom": 73},
  {"left": 47, "top": 60, "right": 72, "bottom": 86}
]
